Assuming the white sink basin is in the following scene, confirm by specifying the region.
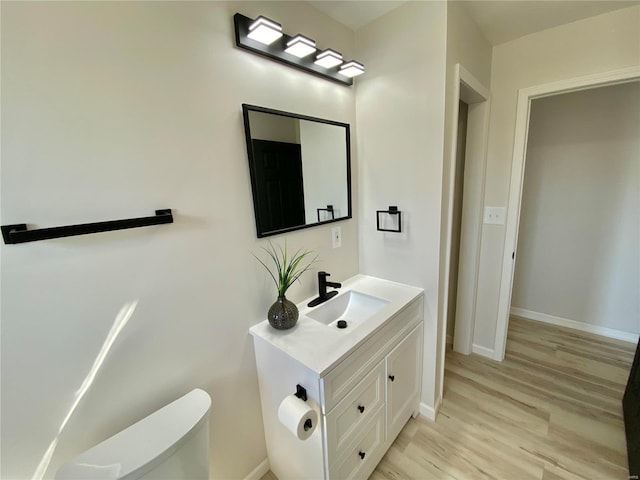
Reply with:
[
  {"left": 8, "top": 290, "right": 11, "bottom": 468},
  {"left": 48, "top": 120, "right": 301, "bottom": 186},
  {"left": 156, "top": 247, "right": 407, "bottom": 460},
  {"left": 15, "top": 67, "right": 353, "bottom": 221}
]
[{"left": 306, "top": 290, "right": 390, "bottom": 329}]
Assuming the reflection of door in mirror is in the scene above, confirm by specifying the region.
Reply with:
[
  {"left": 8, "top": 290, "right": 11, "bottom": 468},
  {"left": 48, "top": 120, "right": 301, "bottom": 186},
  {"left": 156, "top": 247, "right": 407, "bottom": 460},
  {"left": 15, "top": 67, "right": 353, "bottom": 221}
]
[{"left": 251, "top": 140, "right": 305, "bottom": 232}]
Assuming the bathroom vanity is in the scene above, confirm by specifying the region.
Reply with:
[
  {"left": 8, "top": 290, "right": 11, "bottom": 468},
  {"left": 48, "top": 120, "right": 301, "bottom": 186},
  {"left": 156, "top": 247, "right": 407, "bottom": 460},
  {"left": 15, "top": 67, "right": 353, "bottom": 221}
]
[{"left": 250, "top": 275, "right": 424, "bottom": 480}]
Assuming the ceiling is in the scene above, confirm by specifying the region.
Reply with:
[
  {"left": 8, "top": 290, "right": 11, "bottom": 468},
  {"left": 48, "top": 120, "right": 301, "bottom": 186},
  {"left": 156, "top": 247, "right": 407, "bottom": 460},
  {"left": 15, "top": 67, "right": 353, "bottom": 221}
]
[
  {"left": 308, "top": 0, "right": 640, "bottom": 45},
  {"left": 461, "top": 1, "right": 640, "bottom": 45},
  {"left": 308, "top": 1, "right": 407, "bottom": 30}
]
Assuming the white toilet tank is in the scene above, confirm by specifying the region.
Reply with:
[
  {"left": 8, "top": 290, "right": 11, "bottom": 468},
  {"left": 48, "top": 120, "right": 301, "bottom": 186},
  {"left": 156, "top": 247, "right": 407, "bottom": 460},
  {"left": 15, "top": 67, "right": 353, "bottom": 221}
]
[{"left": 56, "top": 389, "right": 212, "bottom": 480}]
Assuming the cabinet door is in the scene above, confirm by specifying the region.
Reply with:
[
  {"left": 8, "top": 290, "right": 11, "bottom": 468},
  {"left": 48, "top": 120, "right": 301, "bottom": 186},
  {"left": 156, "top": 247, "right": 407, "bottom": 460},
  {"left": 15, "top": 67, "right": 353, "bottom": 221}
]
[{"left": 386, "top": 323, "right": 423, "bottom": 442}]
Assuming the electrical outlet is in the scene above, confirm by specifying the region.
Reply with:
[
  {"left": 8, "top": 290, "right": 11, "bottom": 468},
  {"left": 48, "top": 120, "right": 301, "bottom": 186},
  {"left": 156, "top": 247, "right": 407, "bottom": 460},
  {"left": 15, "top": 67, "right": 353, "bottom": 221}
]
[
  {"left": 332, "top": 226, "right": 342, "bottom": 248},
  {"left": 483, "top": 206, "right": 506, "bottom": 225}
]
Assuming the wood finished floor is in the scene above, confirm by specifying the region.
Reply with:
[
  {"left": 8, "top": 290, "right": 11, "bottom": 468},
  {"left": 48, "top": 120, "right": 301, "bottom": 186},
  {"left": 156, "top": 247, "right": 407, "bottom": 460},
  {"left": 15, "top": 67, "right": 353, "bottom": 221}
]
[{"left": 262, "top": 317, "right": 636, "bottom": 480}]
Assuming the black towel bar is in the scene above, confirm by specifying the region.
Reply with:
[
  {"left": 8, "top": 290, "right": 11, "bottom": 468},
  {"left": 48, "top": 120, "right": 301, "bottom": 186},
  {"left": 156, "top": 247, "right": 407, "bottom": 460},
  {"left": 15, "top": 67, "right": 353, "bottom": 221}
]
[
  {"left": 376, "top": 206, "right": 402, "bottom": 233},
  {"left": 316, "top": 205, "right": 335, "bottom": 222},
  {"left": 2, "top": 209, "right": 173, "bottom": 244}
]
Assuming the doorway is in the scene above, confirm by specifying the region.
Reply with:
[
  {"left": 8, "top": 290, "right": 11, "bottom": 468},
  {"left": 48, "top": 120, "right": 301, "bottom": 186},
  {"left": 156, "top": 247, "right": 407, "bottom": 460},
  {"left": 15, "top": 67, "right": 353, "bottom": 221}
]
[
  {"left": 446, "top": 100, "right": 469, "bottom": 345},
  {"left": 438, "top": 64, "right": 490, "bottom": 401},
  {"left": 510, "top": 83, "right": 639, "bottom": 341},
  {"left": 445, "top": 66, "right": 490, "bottom": 355},
  {"left": 251, "top": 139, "right": 306, "bottom": 232},
  {"left": 493, "top": 66, "right": 640, "bottom": 361}
]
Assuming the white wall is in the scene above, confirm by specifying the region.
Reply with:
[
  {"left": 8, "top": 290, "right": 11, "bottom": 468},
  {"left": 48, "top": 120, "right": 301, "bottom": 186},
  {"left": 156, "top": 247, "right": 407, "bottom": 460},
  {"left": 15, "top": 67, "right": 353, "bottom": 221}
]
[
  {"left": 355, "top": 1, "right": 447, "bottom": 413},
  {"left": 247, "top": 111, "right": 299, "bottom": 143},
  {"left": 512, "top": 82, "right": 640, "bottom": 335},
  {"left": 299, "top": 121, "right": 349, "bottom": 222},
  {"left": 0, "top": 2, "right": 358, "bottom": 479},
  {"left": 473, "top": 6, "right": 640, "bottom": 351}
]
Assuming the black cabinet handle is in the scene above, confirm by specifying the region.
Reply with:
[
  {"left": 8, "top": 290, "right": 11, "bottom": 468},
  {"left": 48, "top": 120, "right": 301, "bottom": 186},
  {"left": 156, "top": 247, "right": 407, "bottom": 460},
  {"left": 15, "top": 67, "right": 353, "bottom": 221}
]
[
  {"left": 359, "top": 451, "right": 366, "bottom": 460},
  {"left": 388, "top": 375, "right": 395, "bottom": 382},
  {"left": 357, "top": 405, "right": 365, "bottom": 413}
]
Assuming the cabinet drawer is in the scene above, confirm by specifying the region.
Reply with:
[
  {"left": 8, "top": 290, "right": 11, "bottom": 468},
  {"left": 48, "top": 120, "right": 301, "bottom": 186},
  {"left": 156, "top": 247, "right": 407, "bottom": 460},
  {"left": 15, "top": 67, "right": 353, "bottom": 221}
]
[
  {"left": 325, "top": 361, "right": 385, "bottom": 459},
  {"left": 329, "top": 407, "right": 385, "bottom": 480},
  {"left": 321, "top": 297, "right": 423, "bottom": 412}
]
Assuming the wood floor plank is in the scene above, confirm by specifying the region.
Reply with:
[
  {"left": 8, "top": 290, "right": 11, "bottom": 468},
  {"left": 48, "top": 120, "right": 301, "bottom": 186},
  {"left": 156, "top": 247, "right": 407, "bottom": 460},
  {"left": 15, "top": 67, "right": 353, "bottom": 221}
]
[
  {"left": 541, "top": 464, "right": 585, "bottom": 480},
  {"left": 375, "top": 441, "right": 459, "bottom": 480},
  {"left": 415, "top": 406, "right": 545, "bottom": 480},
  {"left": 261, "top": 317, "right": 635, "bottom": 480},
  {"left": 548, "top": 406, "right": 627, "bottom": 454}
]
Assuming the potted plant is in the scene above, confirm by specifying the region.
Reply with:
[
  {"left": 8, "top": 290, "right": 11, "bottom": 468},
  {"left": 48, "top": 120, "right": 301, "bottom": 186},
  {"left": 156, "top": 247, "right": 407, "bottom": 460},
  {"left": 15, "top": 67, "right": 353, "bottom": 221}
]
[{"left": 254, "top": 241, "right": 317, "bottom": 330}]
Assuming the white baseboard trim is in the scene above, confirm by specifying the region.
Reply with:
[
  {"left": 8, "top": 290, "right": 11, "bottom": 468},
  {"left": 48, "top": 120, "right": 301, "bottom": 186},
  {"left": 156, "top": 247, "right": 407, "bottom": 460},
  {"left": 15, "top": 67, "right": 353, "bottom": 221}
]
[
  {"left": 419, "top": 401, "right": 438, "bottom": 421},
  {"left": 472, "top": 343, "right": 494, "bottom": 358},
  {"left": 243, "top": 458, "right": 270, "bottom": 480},
  {"left": 510, "top": 307, "right": 639, "bottom": 344}
]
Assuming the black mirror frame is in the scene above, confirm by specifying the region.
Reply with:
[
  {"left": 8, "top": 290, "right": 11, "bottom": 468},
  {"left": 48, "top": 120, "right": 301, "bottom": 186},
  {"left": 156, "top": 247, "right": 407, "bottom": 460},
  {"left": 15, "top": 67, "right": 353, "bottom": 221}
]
[{"left": 242, "top": 104, "right": 352, "bottom": 238}]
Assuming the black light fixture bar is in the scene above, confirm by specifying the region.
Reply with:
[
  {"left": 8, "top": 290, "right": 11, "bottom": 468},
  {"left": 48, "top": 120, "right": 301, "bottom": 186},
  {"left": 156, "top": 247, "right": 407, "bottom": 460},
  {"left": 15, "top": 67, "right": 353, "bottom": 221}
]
[
  {"left": 2, "top": 209, "right": 173, "bottom": 244},
  {"left": 234, "top": 13, "right": 353, "bottom": 87}
]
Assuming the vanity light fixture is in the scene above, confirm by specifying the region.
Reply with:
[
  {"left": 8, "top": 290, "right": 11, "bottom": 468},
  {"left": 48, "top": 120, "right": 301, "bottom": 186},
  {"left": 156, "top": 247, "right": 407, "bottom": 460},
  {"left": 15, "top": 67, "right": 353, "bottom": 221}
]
[
  {"left": 314, "top": 49, "right": 343, "bottom": 69},
  {"left": 247, "top": 16, "right": 283, "bottom": 45},
  {"left": 234, "top": 13, "right": 363, "bottom": 86},
  {"left": 285, "top": 35, "right": 316, "bottom": 58},
  {"left": 339, "top": 60, "right": 365, "bottom": 78}
]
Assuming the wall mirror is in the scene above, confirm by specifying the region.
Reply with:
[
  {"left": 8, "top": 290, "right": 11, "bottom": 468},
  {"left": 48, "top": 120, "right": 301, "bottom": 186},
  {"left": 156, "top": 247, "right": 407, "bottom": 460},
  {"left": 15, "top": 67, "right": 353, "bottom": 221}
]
[{"left": 242, "top": 104, "right": 352, "bottom": 238}]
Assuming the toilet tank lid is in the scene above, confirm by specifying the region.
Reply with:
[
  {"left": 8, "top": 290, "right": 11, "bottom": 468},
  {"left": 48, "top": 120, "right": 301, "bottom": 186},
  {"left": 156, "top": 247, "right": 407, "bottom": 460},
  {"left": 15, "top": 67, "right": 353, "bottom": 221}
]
[{"left": 55, "top": 388, "right": 211, "bottom": 480}]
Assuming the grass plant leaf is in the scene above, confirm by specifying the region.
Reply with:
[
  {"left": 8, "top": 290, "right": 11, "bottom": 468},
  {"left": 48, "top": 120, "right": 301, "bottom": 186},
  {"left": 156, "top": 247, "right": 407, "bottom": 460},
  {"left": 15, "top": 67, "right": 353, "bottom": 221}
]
[{"left": 253, "top": 241, "right": 317, "bottom": 297}]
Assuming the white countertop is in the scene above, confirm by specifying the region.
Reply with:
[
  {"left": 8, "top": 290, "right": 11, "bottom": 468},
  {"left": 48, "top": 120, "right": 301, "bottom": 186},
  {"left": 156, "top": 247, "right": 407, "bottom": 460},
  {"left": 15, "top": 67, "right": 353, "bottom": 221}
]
[{"left": 249, "top": 274, "right": 423, "bottom": 376}]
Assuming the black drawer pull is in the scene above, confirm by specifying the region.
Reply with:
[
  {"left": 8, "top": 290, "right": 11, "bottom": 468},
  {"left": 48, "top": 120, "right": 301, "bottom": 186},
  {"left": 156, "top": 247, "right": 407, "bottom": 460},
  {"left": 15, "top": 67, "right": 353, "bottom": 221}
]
[
  {"left": 358, "top": 451, "right": 366, "bottom": 460},
  {"left": 357, "top": 405, "right": 365, "bottom": 413},
  {"left": 388, "top": 375, "right": 395, "bottom": 382}
]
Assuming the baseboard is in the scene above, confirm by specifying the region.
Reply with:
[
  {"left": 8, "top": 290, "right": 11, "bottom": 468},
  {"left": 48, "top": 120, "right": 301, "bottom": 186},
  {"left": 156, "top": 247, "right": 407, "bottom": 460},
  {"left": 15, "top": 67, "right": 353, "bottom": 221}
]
[
  {"left": 472, "top": 343, "right": 494, "bottom": 358},
  {"left": 511, "top": 307, "right": 639, "bottom": 344},
  {"left": 243, "top": 458, "right": 270, "bottom": 480},
  {"left": 419, "top": 401, "right": 438, "bottom": 421}
]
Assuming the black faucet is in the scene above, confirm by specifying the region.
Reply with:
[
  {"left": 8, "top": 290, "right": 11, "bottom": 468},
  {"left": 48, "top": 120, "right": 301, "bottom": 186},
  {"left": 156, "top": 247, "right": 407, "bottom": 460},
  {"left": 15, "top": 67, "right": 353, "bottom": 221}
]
[{"left": 307, "top": 271, "right": 342, "bottom": 307}]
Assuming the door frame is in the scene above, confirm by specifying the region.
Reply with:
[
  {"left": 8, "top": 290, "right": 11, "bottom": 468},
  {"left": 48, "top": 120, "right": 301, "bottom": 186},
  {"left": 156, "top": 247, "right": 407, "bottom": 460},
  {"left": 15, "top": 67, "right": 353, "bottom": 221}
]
[
  {"left": 492, "top": 65, "right": 640, "bottom": 361},
  {"left": 438, "top": 64, "right": 490, "bottom": 400},
  {"left": 442, "top": 64, "right": 490, "bottom": 351}
]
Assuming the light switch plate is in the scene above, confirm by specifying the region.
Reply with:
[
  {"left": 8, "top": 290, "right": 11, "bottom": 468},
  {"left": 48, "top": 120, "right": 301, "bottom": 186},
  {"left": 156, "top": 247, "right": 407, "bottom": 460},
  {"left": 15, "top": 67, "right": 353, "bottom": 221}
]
[
  {"left": 483, "top": 206, "right": 506, "bottom": 225},
  {"left": 332, "top": 227, "right": 342, "bottom": 248}
]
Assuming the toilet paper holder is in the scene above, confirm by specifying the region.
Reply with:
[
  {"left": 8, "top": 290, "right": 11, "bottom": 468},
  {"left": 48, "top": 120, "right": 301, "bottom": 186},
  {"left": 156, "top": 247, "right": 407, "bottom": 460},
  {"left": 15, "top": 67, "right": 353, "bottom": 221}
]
[
  {"left": 294, "top": 385, "right": 313, "bottom": 431},
  {"left": 294, "top": 384, "right": 308, "bottom": 402}
]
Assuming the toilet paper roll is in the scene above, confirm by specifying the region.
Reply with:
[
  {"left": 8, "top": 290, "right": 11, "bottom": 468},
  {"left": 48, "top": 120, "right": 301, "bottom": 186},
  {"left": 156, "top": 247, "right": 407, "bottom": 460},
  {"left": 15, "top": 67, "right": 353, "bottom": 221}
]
[{"left": 277, "top": 394, "right": 318, "bottom": 441}]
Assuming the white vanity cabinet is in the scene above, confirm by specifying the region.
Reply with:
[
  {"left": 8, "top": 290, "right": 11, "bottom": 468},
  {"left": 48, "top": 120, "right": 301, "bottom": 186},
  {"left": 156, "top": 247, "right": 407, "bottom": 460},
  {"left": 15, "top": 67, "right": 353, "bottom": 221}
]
[
  {"left": 250, "top": 276, "right": 424, "bottom": 480},
  {"left": 326, "top": 322, "right": 423, "bottom": 480}
]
